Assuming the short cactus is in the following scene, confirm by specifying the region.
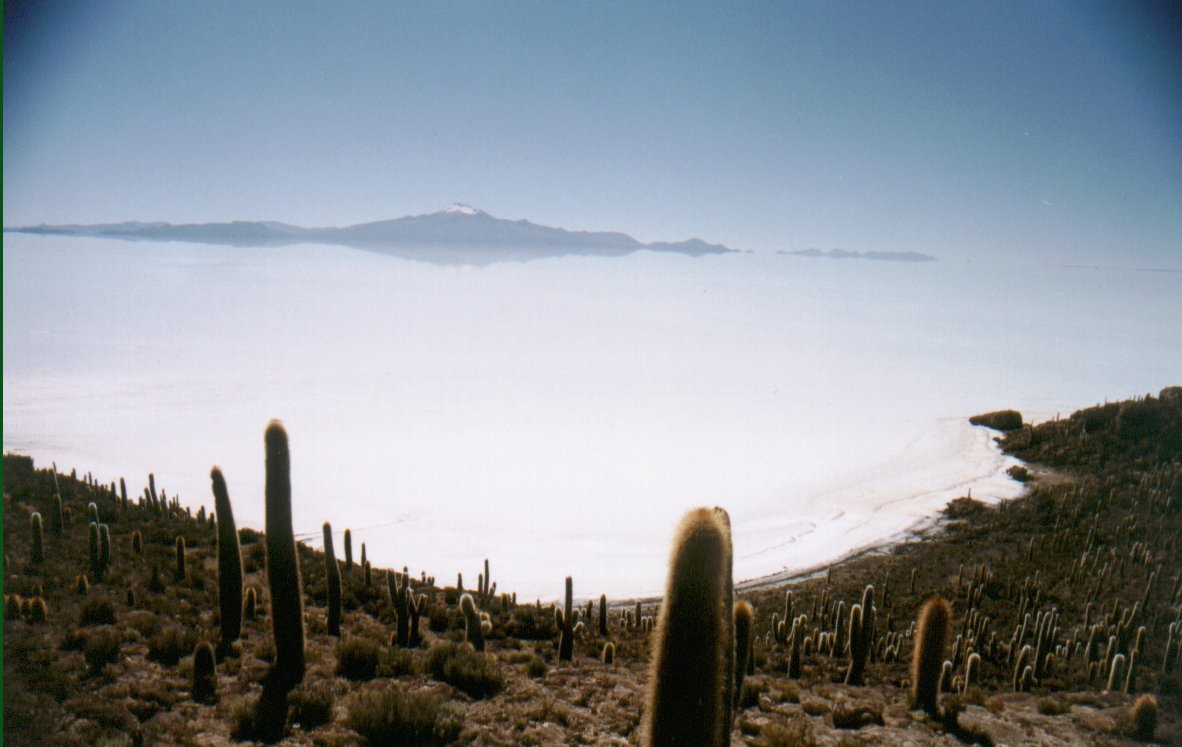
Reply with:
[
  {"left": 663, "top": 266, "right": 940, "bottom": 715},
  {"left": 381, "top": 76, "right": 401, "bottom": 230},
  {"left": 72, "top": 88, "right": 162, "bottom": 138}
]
[
  {"left": 1130, "top": 694, "right": 1157, "bottom": 742},
  {"left": 602, "top": 641, "right": 616, "bottom": 665},
  {"left": 642, "top": 507, "right": 733, "bottom": 747},
  {"left": 460, "top": 593, "right": 486, "bottom": 652},
  {"left": 192, "top": 640, "right": 217, "bottom": 703},
  {"left": 911, "top": 597, "right": 951, "bottom": 717},
  {"left": 243, "top": 587, "right": 257, "bottom": 620},
  {"left": 30, "top": 513, "right": 43, "bottom": 566}
]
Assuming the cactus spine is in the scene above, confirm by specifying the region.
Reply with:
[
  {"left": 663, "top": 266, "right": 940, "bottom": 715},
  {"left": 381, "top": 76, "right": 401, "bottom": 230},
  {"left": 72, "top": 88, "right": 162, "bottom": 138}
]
[
  {"left": 255, "top": 421, "right": 305, "bottom": 743},
  {"left": 557, "top": 576, "right": 575, "bottom": 662},
  {"left": 211, "top": 467, "right": 243, "bottom": 653},
  {"left": 323, "top": 522, "right": 341, "bottom": 637},
  {"left": 911, "top": 597, "right": 951, "bottom": 717},
  {"left": 642, "top": 507, "right": 733, "bottom": 747}
]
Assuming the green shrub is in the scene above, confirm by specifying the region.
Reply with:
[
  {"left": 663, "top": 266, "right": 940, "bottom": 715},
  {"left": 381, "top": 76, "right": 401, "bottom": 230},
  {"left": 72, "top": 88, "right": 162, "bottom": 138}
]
[
  {"left": 335, "top": 637, "right": 380, "bottom": 682},
  {"left": 84, "top": 626, "right": 122, "bottom": 675},
  {"left": 426, "top": 641, "right": 504, "bottom": 699},
  {"left": 79, "top": 596, "right": 116, "bottom": 626},
  {"left": 378, "top": 647, "right": 419, "bottom": 678},
  {"left": 60, "top": 627, "right": 90, "bottom": 652},
  {"left": 346, "top": 686, "right": 464, "bottom": 746},
  {"left": 289, "top": 680, "right": 335, "bottom": 730},
  {"left": 148, "top": 626, "right": 196, "bottom": 666}
]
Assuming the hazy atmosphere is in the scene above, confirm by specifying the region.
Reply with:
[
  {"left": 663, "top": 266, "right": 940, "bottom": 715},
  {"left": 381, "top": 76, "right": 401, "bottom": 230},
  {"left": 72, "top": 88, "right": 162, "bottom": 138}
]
[
  {"left": 5, "top": 5, "right": 1182, "bottom": 746},
  {"left": 5, "top": 1, "right": 1181, "bottom": 266}
]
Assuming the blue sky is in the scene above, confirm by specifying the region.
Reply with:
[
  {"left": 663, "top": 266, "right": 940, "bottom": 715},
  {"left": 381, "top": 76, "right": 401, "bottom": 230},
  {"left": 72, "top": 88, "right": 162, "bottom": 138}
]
[{"left": 4, "top": 1, "right": 1180, "bottom": 265}]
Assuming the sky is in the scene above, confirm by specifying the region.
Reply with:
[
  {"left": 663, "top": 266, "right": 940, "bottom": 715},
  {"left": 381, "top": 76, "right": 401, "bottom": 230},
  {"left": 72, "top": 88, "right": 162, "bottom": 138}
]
[{"left": 4, "top": 1, "right": 1181, "bottom": 266}]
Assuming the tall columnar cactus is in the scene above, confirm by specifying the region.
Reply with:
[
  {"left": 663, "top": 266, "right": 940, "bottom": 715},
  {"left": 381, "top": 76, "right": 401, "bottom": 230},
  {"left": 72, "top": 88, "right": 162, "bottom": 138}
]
[
  {"left": 132, "top": 530, "right": 143, "bottom": 555},
  {"left": 343, "top": 528, "right": 353, "bottom": 573},
  {"left": 322, "top": 522, "right": 342, "bottom": 637},
  {"left": 391, "top": 572, "right": 411, "bottom": 647},
  {"left": 642, "top": 507, "right": 733, "bottom": 747},
  {"left": 88, "top": 502, "right": 99, "bottom": 526},
  {"left": 599, "top": 593, "right": 609, "bottom": 637},
  {"left": 556, "top": 576, "right": 576, "bottom": 662},
  {"left": 360, "top": 542, "right": 366, "bottom": 568},
  {"left": 1107, "top": 653, "right": 1127, "bottom": 693},
  {"left": 30, "top": 513, "right": 44, "bottom": 566},
  {"left": 845, "top": 586, "right": 876, "bottom": 685},
  {"left": 408, "top": 592, "right": 425, "bottom": 647},
  {"left": 148, "top": 472, "right": 158, "bottom": 509},
  {"left": 211, "top": 467, "right": 243, "bottom": 653},
  {"left": 714, "top": 506, "right": 735, "bottom": 738},
  {"left": 460, "top": 593, "right": 486, "bottom": 652},
  {"left": 734, "top": 600, "right": 754, "bottom": 708},
  {"left": 99, "top": 524, "right": 111, "bottom": 572},
  {"left": 52, "top": 491, "right": 64, "bottom": 535},
  {"left": 255, "top": 421, "right": 306, "bottom": 743},
  {"left": 119, "top": 477, "right": 128, "bottom": 510},
  {"left": 89, "top": 522, "right": 103, "bottom": 582},
  {"left": 175, "top": 535, "right": 187, "bottom": 581},
  {"left": 911, "top": 597, "right": 951, "bottom": 717}
]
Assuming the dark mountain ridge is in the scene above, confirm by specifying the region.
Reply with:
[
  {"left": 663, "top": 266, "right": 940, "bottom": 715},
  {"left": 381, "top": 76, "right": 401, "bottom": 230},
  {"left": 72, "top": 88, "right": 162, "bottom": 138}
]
[{"left": 5, "top": 205, "right": 734, "bottom": 265}]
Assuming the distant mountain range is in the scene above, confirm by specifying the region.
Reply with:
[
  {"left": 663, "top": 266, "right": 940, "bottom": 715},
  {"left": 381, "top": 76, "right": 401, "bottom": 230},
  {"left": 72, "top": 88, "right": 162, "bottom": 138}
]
[{"left": 5, "top": 204, "right": 735, "bottom": 266}]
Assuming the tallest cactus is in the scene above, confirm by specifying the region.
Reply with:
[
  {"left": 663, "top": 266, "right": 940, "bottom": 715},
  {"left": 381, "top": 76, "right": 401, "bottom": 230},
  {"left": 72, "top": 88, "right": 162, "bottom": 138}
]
[
  {"left": 255, "top": 421, "right": 306, "bottom": 743},
  {"left": 643, "top": 507, "right": 734, "bottom": 747}
]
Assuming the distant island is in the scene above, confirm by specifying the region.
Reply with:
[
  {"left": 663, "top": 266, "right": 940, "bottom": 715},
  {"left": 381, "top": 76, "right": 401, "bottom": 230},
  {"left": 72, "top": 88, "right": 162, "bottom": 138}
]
[
  {"left": 781, "top": 247, "right": 937, "bottom": 262},
  {"left": 4, "top": 204, "right": 735, "bottom": 266}
]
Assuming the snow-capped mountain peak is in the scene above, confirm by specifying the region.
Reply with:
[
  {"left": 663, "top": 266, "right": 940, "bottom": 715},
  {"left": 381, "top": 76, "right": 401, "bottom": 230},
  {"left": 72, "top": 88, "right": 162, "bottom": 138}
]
[{"left": 440, "top": 203, "right": 482, "bottom": 216}]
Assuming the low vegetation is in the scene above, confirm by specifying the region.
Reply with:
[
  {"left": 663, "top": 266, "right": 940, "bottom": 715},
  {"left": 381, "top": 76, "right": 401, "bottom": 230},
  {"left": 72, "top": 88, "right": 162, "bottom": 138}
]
[{"left": 3, "top": 388, "right": 1180, "bottom": 745}]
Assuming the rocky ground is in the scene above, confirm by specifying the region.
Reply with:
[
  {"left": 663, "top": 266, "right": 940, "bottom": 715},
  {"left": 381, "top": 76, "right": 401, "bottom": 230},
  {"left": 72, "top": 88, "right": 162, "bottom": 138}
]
[{"left": 4, "top": 388, "right": 1181, "bottom": 745}]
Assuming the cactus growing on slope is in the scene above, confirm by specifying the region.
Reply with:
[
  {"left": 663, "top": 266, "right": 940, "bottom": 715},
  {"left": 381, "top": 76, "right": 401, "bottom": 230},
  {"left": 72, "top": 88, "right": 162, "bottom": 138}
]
[
  {"left": 460, "top": 593, "right": 487, "bottom": 652},
  {"left": 174, "top": 535, "right": 186, "bottom": 581},
  {"left": 911, "top": 596, "right": 951, "bottom": 717},
  {"left": 254, "top": 421, "right": 306, "bottom": 743},
  {"left": 192, "top": 640, "right": 217, "bottom": 704},
  {"left": 642, "top": 507, "right": 733, "bottom": 747},
  {"left": 30, "top": 513, "right": 43, "bottom": 566},
  {"left": 556, "top": 576, "right": 577, "bottom": 662},
  {"left": 323, "top": 522, "right": 342, "bottom": 637},
  {"left": 734, "top": 600, "right": 754, "bottom": 708},
  {"left": 211, "top": 467, "right": 243, "bottom": 653}
]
